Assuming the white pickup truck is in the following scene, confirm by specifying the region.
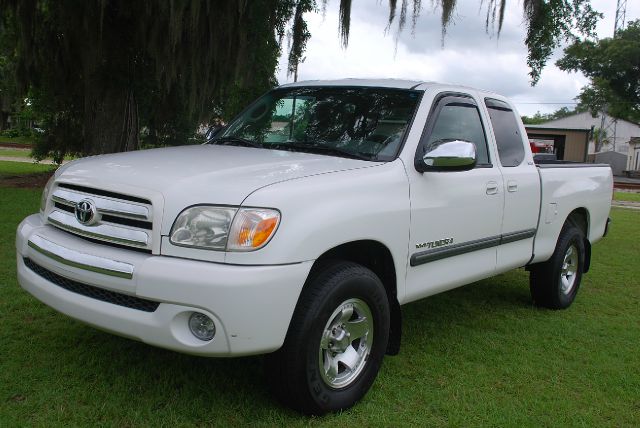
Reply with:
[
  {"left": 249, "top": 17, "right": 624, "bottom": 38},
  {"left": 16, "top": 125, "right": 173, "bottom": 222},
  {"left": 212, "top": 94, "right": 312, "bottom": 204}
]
[{"left": 17, "top": 79, "right": 612, "bottom": 414}]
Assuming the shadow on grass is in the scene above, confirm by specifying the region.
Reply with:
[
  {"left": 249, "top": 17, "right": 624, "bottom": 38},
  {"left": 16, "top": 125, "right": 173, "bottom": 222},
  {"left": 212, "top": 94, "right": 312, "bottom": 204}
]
[{"left": 26, "top": 270, "right": 535, "bottom": 419}]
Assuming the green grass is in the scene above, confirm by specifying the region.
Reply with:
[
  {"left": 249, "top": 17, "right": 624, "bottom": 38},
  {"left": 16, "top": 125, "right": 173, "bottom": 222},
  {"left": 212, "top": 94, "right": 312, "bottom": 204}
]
[
  {"left": 0, "top": 181, "right": 638, "bottom": 426},
  {"left": 0, "top": 148, "right": 32, "bottom": 158},
  {"left": 0, "top": 148, "right": 76, "bottom": 162},
  {"left": 614, "top": 191, "right": 640, "bottom": 202},
  {"left": 0, "top": 160, "right": 56, "bottom": 178}
]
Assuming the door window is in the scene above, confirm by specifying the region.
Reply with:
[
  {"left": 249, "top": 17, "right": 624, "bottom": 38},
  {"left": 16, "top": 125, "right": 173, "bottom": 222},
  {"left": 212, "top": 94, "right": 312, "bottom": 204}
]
[
  {"left": 485, "top": 99, "right": 525, "bottom": 167},
  {"left": 426, "top": 102, "right": 490, "bottom": 166}
]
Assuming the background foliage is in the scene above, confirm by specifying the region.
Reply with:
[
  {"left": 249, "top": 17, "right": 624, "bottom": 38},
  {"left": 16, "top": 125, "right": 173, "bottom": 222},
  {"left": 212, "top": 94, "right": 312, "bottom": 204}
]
[
  {"left": 521, "top": 106, "right": 581, "bottom": 125},
  {"left": 0, "top": 0, "right": 602, "bottom": 160},
  {"left": 557, "top": 20, "right": 640, "bottom": 124}
]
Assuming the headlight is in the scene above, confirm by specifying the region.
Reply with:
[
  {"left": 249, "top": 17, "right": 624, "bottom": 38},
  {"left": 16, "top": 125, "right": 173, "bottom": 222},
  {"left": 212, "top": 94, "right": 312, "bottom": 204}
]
[
  {"left": 40, "top": 175, "right": 55, "bottom": 213},
  {"left": 169, "top": 206, "right": 280, "bottom": 251},
  {"left": 170, "top": 206, "right": 237, "bottom": 250}
]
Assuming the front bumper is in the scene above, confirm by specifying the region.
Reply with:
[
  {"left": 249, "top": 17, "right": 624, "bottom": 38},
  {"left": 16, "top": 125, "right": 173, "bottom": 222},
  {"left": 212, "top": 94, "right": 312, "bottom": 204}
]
[{"left": 16, "top": 214, "right": 313, "bottom": 356}]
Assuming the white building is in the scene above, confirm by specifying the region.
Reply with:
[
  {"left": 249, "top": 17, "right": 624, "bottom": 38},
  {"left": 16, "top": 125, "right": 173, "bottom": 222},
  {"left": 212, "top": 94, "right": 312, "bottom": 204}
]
[
  {"left": 539, "top": 111, "right": 640, "bottom": 157},
  {"left": 628, "top": 138, "right": 640, "bottom": 172}
]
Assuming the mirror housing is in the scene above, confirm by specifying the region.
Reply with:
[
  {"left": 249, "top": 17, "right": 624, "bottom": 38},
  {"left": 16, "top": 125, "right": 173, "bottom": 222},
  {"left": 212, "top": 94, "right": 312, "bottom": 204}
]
[{"left": 415, "top": 139, "right": 477, "bottom": 172}]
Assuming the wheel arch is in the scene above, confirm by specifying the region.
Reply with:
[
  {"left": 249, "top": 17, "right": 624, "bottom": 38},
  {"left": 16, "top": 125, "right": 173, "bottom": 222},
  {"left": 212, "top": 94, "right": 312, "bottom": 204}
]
[
  {"left": 310, "top": 240, "right": 402, "bottom": 355},
  {"left": 566, "top": 207, "right": 591, "bottom": 273}
]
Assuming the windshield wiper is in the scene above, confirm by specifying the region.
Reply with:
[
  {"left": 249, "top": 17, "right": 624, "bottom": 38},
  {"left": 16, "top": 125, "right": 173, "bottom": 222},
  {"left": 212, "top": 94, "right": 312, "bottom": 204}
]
[
  {"left": 272, "top": 142, "right": 374, "bottom": 161},
  {"left": 209, "top": 136, "right": 262, "bottom": 149}
]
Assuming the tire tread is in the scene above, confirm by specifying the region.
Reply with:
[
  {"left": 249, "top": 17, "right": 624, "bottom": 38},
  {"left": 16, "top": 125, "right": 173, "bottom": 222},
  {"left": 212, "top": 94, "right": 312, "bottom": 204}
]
[
  {"left": 529, "top": 223, "right": 585, "bottom": 309},
  {"left": 266, "top": 260, "right": 388, "bottom": 414}
]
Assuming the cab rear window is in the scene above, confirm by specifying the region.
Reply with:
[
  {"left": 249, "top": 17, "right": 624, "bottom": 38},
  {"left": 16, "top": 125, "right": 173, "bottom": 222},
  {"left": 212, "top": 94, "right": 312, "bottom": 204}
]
[{"left": 485, "top": 99, "right": 525, "bottom": 167}]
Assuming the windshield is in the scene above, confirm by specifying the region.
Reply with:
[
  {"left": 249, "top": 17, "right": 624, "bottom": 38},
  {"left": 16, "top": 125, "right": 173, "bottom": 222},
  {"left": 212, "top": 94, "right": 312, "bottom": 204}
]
[{"left": 214, "top": 86, "right": 422, "bottom": 161}]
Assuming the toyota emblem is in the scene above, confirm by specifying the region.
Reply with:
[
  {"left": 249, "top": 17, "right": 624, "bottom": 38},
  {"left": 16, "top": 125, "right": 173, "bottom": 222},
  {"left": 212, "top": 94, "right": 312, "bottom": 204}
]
[{"left": 75, "top": 199, "right": 97, "bottom": 225}]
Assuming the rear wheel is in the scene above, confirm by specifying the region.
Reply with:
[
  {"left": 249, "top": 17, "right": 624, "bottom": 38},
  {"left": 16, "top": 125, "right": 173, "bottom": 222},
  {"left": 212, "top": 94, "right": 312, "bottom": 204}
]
[
  {"left": 266, "top": 261, "right": 390, "bottom": 415},
  {"left": 530, "top": 222, "right": 585, "bottom": 309}
]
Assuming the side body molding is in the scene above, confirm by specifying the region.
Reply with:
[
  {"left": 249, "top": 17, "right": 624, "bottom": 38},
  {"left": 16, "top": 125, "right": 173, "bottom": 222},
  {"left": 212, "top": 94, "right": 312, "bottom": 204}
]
[{"left": 410, "top": 228, "right": 536, "bottom": 266}]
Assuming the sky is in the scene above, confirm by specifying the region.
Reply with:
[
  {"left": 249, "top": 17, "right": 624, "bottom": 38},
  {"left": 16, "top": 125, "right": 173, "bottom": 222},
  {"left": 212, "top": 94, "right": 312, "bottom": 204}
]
[{"left": 275, "top": 0, "right": 639, "bottom": 117}]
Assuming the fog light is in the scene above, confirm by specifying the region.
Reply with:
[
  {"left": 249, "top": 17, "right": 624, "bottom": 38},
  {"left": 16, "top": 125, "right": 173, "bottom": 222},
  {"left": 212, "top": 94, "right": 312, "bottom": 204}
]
[{"left": 188, "top": 312, "right": 216, "bottom": 341}]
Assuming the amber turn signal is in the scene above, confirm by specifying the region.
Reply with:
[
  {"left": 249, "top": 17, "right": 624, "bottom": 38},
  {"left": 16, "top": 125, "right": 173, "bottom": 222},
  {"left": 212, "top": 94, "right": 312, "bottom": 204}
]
[{"left": 227, "top": 208, "right": 280, "bottom": 251}]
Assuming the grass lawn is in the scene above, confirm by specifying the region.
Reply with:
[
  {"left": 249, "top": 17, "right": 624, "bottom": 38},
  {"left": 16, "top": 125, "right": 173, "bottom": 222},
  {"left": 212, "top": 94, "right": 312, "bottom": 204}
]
[
  {"left": 0, "top": 148, "right": 76, "bottom": 162},
  {"left": 614, "top": 191, "right": 640, "bottom": 202},
  {"left": 0, "top": 160, "right": 56, "bottom": 177},
  {"left": 0, "top": 148, "right": 32, "bottom": 158},
  {"left": 1, "top": 169, "right": 638, "bottom": 425}
]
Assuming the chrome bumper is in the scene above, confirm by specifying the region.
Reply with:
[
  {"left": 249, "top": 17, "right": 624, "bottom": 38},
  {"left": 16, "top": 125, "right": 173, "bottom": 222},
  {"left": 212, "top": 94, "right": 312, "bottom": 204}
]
[
  {"left": 16, "top": 214, "right": 313, "bottom": 356},
  {"left": 27, "top": 235, "right": 134, "bottom": 279}
]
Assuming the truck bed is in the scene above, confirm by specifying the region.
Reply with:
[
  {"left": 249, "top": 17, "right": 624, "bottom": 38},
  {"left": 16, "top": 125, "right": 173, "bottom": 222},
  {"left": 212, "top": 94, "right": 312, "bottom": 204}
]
[{"left": 532, "top": 163, "right": 613, "bottom": 264}]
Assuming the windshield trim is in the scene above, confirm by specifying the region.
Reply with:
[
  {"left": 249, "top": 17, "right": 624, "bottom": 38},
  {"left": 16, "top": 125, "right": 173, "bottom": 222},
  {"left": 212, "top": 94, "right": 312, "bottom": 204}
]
[{"left": 213, "top": 85, "right": 425, "bottom": 163}]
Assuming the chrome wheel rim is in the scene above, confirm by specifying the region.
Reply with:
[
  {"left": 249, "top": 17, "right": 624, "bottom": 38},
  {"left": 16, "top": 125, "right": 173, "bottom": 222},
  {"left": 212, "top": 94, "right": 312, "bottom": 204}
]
[
  {"left": 318, "top": 298, "right": 373, "bottom": 389},
  {"left": 560, "top": 244, "right": 578, "bottom": 295}
]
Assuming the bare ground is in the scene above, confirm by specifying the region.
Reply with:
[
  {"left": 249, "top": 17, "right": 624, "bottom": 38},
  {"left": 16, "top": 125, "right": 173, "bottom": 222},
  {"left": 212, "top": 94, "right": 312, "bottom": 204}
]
[{"left": 0, "top": 171, "right": 54, "bottom": 188}]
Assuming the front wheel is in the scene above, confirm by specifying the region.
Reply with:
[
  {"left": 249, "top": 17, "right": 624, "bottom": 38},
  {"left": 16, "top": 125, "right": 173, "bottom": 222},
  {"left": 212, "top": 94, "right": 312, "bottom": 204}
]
[
  {"left": 529, "top": 222, "right": 585, "bottom": 309},
  {"left": 266, "top": 261, "right": 390, "bottom": 415}
]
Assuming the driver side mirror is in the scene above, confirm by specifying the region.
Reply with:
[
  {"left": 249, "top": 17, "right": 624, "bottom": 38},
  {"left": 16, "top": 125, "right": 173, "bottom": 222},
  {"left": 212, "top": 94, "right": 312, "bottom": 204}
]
[{"left": 415, "top": 139, "right": 477, "bottom": 172}]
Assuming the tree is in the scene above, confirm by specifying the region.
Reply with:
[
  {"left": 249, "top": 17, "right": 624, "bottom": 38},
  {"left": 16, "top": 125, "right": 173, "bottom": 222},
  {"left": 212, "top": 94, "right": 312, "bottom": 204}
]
[
  {"left": 0, "top": 10, "right": 18, "bottom": 131},
  {"left": 521, "top": 106, "right": 580, "bottom": 124},
  {"left": 317, "top": 0, "right": 600, "bottom": 84},
  {"left": 0, "top": 0, "right": 601, "bottom": 160},
  {"left": 557, "top": 20, "right": 640, "bottom": 123},
  {"left": 1, "top": 1, "right": 292, "bottom": 160}
]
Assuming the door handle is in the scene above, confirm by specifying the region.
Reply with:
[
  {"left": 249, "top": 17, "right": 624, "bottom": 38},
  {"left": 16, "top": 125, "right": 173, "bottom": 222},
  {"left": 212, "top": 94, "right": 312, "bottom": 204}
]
[
  {"left": 486, "top": 181, "right": 499, "bottom": 195},
  {"left": 507, "top": 180, "right": 518, "bottom": 193}
]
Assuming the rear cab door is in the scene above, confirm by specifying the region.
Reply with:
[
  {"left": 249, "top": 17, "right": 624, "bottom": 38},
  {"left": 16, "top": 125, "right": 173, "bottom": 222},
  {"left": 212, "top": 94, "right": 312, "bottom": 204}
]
[{"left": 482, "top": 97, "right": 541, "bottom": 272}]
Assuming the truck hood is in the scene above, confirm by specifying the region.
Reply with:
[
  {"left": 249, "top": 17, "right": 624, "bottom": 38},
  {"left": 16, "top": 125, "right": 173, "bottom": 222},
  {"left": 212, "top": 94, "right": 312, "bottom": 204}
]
[{"left": 55, "top": 144, "right": 381, "bottom": 233}]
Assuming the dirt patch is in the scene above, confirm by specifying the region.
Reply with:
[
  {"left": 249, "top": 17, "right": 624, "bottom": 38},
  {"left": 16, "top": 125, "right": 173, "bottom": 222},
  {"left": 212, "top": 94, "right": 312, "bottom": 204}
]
[
  {"left": 0, "top": 142, "right": 31, "bottom": 149},
  {"left": 612, "top": 200, "right": 640, "bottom": 210},
  {"left": 0, "top": 171, "right": 54, "bottom": 188}
]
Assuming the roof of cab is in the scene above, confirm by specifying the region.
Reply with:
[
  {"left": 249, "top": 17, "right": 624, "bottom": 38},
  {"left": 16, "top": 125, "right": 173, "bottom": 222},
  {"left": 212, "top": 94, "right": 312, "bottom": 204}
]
[
  {"left": 279, "top": 78, "right": 499, "bottom": 96},
  {"left": 276, "top": 78, "right": 509, "bottom": 105},
  {"left": 278, "top": 78, "right": 428, "bottom": 90}
]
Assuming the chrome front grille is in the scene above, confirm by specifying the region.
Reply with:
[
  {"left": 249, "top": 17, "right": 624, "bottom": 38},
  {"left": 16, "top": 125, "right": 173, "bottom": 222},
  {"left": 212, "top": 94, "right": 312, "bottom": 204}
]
[{"left": 47, "top": 184, "right": 153, "bottom": 250}]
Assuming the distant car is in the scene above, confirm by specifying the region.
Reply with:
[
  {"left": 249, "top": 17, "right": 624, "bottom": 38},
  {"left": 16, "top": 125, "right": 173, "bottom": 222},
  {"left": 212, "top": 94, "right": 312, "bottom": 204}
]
[
  {"left": 529, "top": 140, "right": 553, "bottom": 154},
  {"left": 17, "top": 79, "right": 613, "bottom": 414}
]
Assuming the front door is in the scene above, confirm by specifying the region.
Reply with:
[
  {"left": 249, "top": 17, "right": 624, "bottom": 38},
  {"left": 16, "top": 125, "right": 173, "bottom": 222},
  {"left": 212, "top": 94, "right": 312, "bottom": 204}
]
[{"left": 404, "top": 93, "right": 504, "bottom": 303}]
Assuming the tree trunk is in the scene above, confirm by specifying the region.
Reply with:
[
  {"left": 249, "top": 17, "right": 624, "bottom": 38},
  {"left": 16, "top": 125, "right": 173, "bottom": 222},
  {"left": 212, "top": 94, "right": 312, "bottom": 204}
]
[
  {"left": 84, "top": 86, "right": 139, "bottom": 155},
  {"left": 594, "top": 140, "right": 602, "bottom": 153}
]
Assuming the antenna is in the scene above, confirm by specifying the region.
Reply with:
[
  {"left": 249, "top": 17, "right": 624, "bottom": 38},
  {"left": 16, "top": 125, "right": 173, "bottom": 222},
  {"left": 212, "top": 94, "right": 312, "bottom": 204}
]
[{"left": 615, "top": 0, "right": 627, "bottom": 35}]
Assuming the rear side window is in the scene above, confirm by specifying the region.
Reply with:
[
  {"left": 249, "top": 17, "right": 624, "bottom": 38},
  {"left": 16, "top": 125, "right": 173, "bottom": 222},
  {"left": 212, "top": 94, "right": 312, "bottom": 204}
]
[
  {"left": 427, "top": 103, "right": 490, "bottom": 166},
  {"left": 485, "top": 99, "right": 524, "bottom": 167}
]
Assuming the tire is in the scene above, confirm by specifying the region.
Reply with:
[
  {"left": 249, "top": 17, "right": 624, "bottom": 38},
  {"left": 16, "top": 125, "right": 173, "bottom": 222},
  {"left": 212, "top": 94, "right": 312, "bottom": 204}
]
[
  {"left": 266, "top": 261, "right": 390, "bottom": 415},
  {"left": 529, "top": 222, "right": 585, "bottom": 309}
]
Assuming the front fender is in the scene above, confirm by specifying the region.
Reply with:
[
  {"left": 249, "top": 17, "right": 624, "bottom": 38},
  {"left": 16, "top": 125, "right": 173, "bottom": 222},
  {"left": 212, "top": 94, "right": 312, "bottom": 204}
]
[{"left": 225, "top": 160, "right": 411, "bottom": 300}]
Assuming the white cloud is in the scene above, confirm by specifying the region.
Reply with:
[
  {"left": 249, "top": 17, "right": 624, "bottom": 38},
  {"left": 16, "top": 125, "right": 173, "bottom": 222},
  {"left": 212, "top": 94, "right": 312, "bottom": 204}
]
[{"left": 277, "top": 0, "right": 639, "bottom": 116}]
